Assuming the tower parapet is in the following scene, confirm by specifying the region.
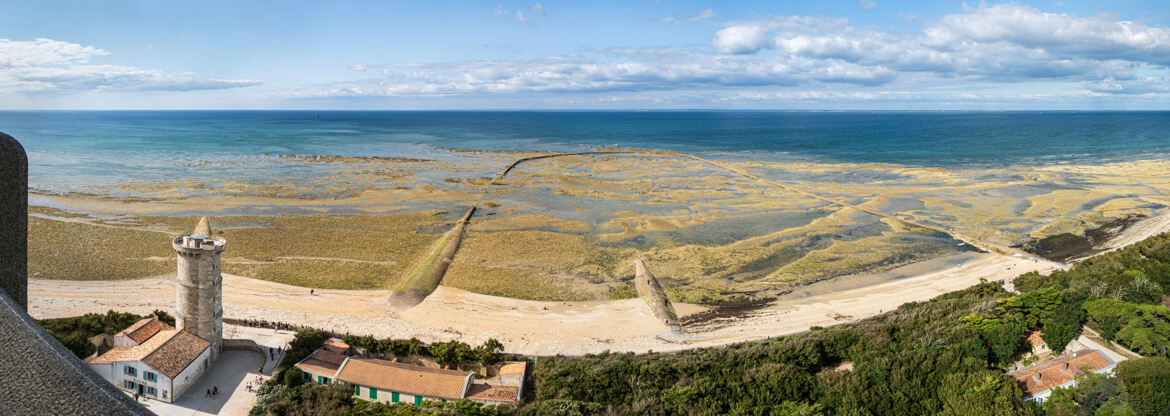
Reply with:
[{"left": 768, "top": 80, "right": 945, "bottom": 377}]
[{"left": 172, "top": 217, "right": 225, "bottom": 361}]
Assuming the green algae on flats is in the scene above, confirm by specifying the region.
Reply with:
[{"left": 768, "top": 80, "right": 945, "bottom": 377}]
[
  {"left": 28, "top": 216, "right": 173, "bottom": 280},
  {"left": 390, "top": 207, "right": 474, "bottom": 306},
  {"left": 441, "top": 264, "right": 599, "bottom": 302}
]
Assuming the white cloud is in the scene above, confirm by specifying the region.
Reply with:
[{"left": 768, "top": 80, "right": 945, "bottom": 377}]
[
  {"left": 657, "top": 9, "right": 715, "bottom": 24},
  {"left": 713, "top": 26, "right": 774, "bottom": 54},
  {"left": 0, "top": 38, "right": 259, "bottom": 94},
  {"left": 292, "top": 4, "right": 1170, "bottom": 104},
  {"left": 494, "top": 5, "right": 507, "bottom": 17},
  {"left": 860, "top": 0, "right": 879, "bottom": 11},
  {"left": 529, "top": 3, "right": 545, "bottom": 16},
  {"left": 289, "top": 50, "right": 898, "bottom": 99},
  {"left": 927, "top": 5, "right": 1170, "bottom": 64},
  {"left": 515, "top": 10, "right": 528, "bottom": 24},
  {"left": 717, "top": 4, "right": 1170, "bottom": 86}
]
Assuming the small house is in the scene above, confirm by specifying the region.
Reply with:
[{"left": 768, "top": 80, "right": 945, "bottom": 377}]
[{"left": 88, "top": 318, "right": 211, "bottom": 403}]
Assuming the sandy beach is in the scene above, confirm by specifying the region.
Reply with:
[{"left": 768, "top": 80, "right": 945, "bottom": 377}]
[
  {"left": 26, "top": 252, "right": 1059, "bottom": 356},
  {"left": 23, "top": 144, "right": 1170, "bottom": 356},
  {"left": 30, "top": 206, "right": 1170, "bottom": 356}
]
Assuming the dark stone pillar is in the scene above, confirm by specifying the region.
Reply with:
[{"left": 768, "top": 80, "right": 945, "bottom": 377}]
[
  {"left": 0, "top": 132, "right": 26, "bottom": 310},
  {"left": 0, "top": 132, "right": 150, "bottom": 414}
]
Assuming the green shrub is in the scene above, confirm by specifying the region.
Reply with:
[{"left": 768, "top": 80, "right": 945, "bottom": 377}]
[{"left": 284, "top": 367, "right": 305, "bottom": 387}]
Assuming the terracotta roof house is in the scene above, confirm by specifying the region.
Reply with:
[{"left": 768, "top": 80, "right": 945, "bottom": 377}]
[
  {"left": 1007, "top": 349, "right": 1116, "bottom": 404},
  {"left": 294, "top": 348, "right": 349, "bottom": 385},
  {"left": 466, "top": 384, "right": 521, "bottom": 405},
  {"left": 499, "top": 362, "right": 526, "bottom": 375},
  {"left": 296, "top": 344, "right": 528, "bottom": 406},
  {"left": 1025, "top": 331, "right": 1050, "bottom": 354},
  {"left": 88, "top": 319, "right": 212, "bottom": 403},
  {"left": 323, "top": 337, "right": 351, "bottom": 355},
  {"left": 336, "top": 358, "right": 474, "bottom": 405}
]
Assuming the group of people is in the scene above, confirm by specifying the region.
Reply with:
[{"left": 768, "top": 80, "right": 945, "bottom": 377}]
[
  {"left": 204, "top": 386, "right": 218, "bottom": 399},
  {"left": 242, "top": 319, "right": 300, "bottom": 331}
]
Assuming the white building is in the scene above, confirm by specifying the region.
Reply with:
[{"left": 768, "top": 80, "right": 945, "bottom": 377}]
[
  {"left": 88, "top": 317, "right": 211, "bottom": 403},
  {"left": 294, "top": 338, "right": 527, "bottom": 406},
  {"left": 1007, "top": 349, "right": 1117, "bottom": 404}
]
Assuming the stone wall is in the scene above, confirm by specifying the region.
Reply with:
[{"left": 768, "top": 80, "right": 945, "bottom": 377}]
[
  {"left": 223, "top": 338, "right": 267, "bottom": 369},
  {"left": 0, "top": 132, "right": 151, "bottom": 414},
  {"left": 174, "top": 236, "right": 225, "bottom": 360}
]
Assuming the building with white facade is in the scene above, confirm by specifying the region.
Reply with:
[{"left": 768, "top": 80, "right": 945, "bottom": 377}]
[
  {"left": 294, "top": 338, "right": 526, "bottom": 406},
  {"left": 88, "top": 317, "right": 211, "bottom": 403},
  {"left": 1007, "top": 348, "right": 1117, "bottom": 404}
]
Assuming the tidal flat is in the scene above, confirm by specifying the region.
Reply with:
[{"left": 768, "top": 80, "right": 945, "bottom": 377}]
[{"left": 27, "top": 148, "right": 1170, "bottom": 304}]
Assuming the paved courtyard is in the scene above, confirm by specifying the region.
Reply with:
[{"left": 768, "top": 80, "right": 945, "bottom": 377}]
[{"left": 131, "top": 324, "right": 296, "bottom": 416}]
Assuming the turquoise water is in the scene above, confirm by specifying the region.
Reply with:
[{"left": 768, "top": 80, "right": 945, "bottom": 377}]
[{"left": 2, "top": 111, "right": 1168, "bottom": 192}]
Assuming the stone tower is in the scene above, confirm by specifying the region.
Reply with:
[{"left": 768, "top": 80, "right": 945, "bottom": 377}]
[{"left": 172, "top": 216, "right": 225, "bottom": 360}]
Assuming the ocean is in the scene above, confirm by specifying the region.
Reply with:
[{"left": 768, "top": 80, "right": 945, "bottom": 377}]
[{"left": 2, "top": 111, "right": 1169, "bottom": 193}]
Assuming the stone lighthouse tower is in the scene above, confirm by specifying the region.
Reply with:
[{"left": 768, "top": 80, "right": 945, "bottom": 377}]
[{"left": 173, "top": 216, "right": 225, "bottom": 360}]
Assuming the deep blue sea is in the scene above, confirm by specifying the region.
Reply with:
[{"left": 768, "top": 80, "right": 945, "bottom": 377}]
[{"left": 2, "top": 111, "right": 1168, "bottom": 192}]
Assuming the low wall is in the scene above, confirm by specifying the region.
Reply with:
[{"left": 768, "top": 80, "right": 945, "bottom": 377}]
[{"left": 223, "top": 338, "right": 267, "bottom": 368}]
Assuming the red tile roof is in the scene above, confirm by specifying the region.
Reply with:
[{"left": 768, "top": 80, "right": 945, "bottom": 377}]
[
  {"left": 466, "top": 384, "right": 520, "bottom": 402},
  {"left": 118, "top": 317, "right": 173, "bottom": 345},
  {"left": 92, "top": 329, "right": 180, "bottom": 365},
  {"left": 335, "top": 358, "right": 472, "bottom": 400},
  {"left": 142, "top": 330, "right": 211, "bottom": 379},
  {"left": 1009, "top": 349, "right": 1115, "bottom": 395},
  {"left": 1026, "top": 331, "right": 1046, "bottom": 347},
  {"left": 499, "top": 362, "right": 526, "bottom": 375},
  {"left": 323, "top": 338, "right": 350, "bottom": 354},
  {"left": 294, "top": 348, "right": 348, "bottom": 376},
  {"left": 91, "top": 329, "right": 210, "bottom": 379}
]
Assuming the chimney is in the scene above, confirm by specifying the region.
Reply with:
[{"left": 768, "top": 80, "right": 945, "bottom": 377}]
[
  {"left": 1033, "top": 372, "right": 1042, "bottom": 383},
  {"left": 1063, "top": 362, "right": 1070, "bottom": 372}
]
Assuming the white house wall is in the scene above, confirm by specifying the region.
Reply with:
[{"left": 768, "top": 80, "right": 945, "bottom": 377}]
[
  {"left": 88, "top": 361, "right": 172, "bottom": 402},
  {"left": 171, "top": 347, "right": 212, "bottom": 401}
]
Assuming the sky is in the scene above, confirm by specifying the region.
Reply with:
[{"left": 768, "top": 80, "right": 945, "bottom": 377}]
[{"left": 2, "top": 0, "right": 1170, "bottom": 110}]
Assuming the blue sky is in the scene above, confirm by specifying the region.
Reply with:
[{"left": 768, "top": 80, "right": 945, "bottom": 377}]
[{"left": 2, "top": 1, "right": 1170, "bottom": 109}]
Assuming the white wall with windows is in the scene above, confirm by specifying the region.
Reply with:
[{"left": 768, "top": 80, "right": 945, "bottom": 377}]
[{"left": 87, "top": 347, "right": 209, "bottom": 404}]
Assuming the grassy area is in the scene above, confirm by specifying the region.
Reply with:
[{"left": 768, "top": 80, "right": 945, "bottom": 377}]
[
  {"left": 27, "top": 205, "right": 963, "bottom": 302},
  {"left": 39, "top": 310, "right": 174, "bottom": 359},
  {"left": 442, "top": 264, "right": 600, "bottom": 301},
  {"left": 28, "top": 215, "right": 174, "bottom": 280},
  {"left": 394, "top": 236, "right": 451, "bottom": 293},
  {"left": 28, "top": 209, "right": 443, "bottom": 289}
]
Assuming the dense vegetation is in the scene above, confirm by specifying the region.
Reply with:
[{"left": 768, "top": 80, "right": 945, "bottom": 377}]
[
  {"left": 259, "top": 329, "right": 517, "bottom": 416},
  {"left": 39, "top": 309, "right": 174, "bottom": 358},
  {"left": 274, "top": 328, "right": 510, "bottom": 382},
  {"left": 251, "top": 233, "right": 1170, "bottom": 415},
  {"left": 1044, "top": 357, "right": 1170, "bottom": 416},
  {"left": 1016, "top": 234, "right": 1170, "bottom": 359}
]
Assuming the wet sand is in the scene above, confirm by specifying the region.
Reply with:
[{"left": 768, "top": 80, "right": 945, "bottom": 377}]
[{"left": 25, "top": 148, "right": 1170, "bottom": 354}]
